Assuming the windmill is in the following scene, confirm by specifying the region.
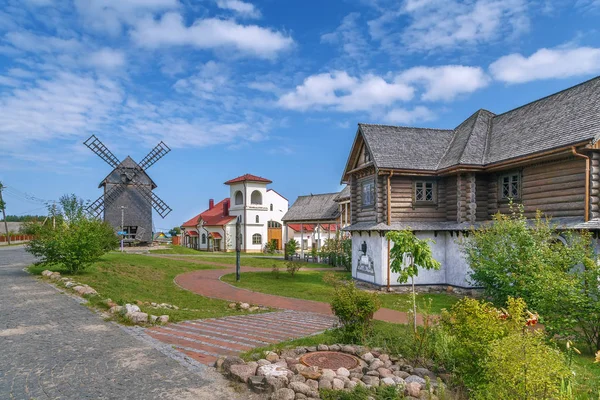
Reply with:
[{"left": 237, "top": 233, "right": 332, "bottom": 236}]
[{"left": 84, "top": 135, "right": 172, "bottom": 243}]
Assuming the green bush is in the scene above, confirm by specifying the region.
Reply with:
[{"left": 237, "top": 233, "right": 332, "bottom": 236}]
[
  {"left": 264, "top": 239, "right": 278, "bottom": 254},
  {"left": 462, "top": 206, "right": 600, "bottom": 352},
  {"left": 285, "top": 238, "right": 299, "bottom": 258},
  {"left": 321, "top": 384, "right": 403, "bottom": 400},
  {"left": 475, "top": 331, "right": 570, "bottom": 400},
  {"left": 329, "top": 279, "right": 381, "bottom": 343},
  {"left": 286, "top": 260, "right": 302, "bottom": 277},
  {"left": 320, "top": 234, "right": 352, "bottom": 271}
]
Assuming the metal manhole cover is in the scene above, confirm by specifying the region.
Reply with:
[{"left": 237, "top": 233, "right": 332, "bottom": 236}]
[{"left": 300, "top": 351, "right": 359, "bottom": 370}]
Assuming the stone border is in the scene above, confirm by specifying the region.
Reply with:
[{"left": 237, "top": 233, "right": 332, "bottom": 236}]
[{"left": 218, "top": 344, "right": 450, "bottom": 400}]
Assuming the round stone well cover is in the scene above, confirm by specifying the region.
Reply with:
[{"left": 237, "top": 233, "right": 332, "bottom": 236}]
[{"left": 300, "top": 351, "right": 359, "bottom": 370}]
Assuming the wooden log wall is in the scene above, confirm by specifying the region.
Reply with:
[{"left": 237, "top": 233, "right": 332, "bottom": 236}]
[
  {"left": 354, "top": 174, "right": 377, "bottom": 223},
  {"left": 446, "top": 176, "right": 457, "bottom": 221},
  {"left": 466, "top": 173, "right": 477, "bottom": 223},
  {"left": 475, "top": 174, "right": 489, "bottom": 221},
  {"left": 488, "top": 157, "right": 586, "bottom": 219},
  {"left": 388, "top": 176, "right": 446, "bottom": 222},
  {"left": 376, "top": 175, "right": 385, "bottom": 223},
  {"left": 591, "top": 152, "right": 600, "bottom": 220}
]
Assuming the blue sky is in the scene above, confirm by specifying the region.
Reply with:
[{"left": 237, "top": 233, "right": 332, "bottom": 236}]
[{"left": 1, "top": 0, "right": 600, "bottom": 231}]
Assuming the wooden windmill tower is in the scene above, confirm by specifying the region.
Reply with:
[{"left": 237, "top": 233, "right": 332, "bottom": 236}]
[{"left": 84, "top": 135, "right": 172, "bottom": 243}]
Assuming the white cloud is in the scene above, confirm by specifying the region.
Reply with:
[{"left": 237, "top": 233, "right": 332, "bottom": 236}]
[
  {"left": 399, "top": 65, "right": 490, "bottom": 101},
  {"left": 278, "top": 71, "right": 414, "bottom": 112},
  {"left": 4, "top": 31, "right": 82, "bottom": 53},
  {"left": 0, "top": 72, "right": 124, "bottom": 148},
  {"left": 173, "top": 61, "right": 229, "bottom": 98},
  {"left": 216, "top": 0, "right": 261, "bottom": 19},
  {"left": 321, "top": 13, "right": 371, "bottom": 65},
  {"left": 131, "top": 13, "right": 293, "bottom": 58},
  {"left": 384, "top": 106, "right": 435, "bottom": 124},
  {"left": 490, "top": 47, "right": 600, "bottom": 84},
  {"left": 74, "top": 0, "right": 179, "bottom": 36},
  {"left": 87, "top": 48, "right": 126, "bottom": 69},
  {"left": 248, "top": 81, "right": 281, "bottom": 94},
  {"left": 369, "top": 0, "right": 529, "bottom": 53}
]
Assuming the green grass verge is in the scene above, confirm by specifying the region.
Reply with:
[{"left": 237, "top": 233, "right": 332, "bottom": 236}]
[
  {"left": 28, "top": 252, "right": 247, "bottom": 322},
  {"left": 149, "top": 246, "right": 205, "bottom": 255},
  {"left": 161, "top": 254, "right": 331, "bottom": 269},
  {"left": 221, "top": 270, "right": 459, "bottom": 314}
]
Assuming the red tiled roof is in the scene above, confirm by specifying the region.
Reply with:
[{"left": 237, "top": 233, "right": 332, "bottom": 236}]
[
  {"left": 224, "top": 174, "right": 272, "bottom": 185},
  {"left": 181, "top": 198, "right": 236, "bottom": 228},
  {"left": 186, "top": 231, "right": 198, "bottom": 236},
  {"left": 288, "top": 224, "right": 315, "bottom": 232},
  {"left": 209, "top": 232, "right": 222, "bottom": 239}
]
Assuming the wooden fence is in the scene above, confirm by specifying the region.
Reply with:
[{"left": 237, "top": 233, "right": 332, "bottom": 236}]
[{"left": 0, "top": 234, "right": 34, "bottom": 243}]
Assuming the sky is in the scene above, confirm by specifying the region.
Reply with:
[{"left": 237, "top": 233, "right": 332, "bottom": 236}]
[{"left": 1, "top": 0, "right": 600, "bottom": 231}]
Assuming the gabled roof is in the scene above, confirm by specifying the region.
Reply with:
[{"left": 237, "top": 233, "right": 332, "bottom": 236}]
[
  {"left": 342, "top": 76, "right": 600, "bottom": 178},
  {"left": 267, "top": 188, "right": 288, "bottom": 201},
  {"left": 282, "top": 192, "right": 341, "bottom": 222},
  {"left": 334, "top": 186, "right": 350, "bottom": 202},
  {"left": 181, "top": 198, "right": 236, "bottom": 228},
  {"left": 99, "top": 156, "right": 157, "bottom": 189},
  {"left": 224, "top": 174, "right": 272, "bottom": 185}
]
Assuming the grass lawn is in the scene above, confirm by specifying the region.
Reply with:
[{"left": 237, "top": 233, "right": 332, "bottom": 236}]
[
  {"left": 159, "top": 254, "right": 331, "bottom": 269},
  {"left": 221, "top": 270, "right": 460, "bottom": 314},
  {"left": 28, "top": 252, "right": 247, "bottom": 322},
  {"left": 149, "top": 245, "right": 205, "bottom": 255}
]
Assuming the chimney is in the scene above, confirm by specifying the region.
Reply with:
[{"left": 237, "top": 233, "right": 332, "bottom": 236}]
[
  {"left": 209, "top": 199, "right": 214, "bottom": 210},
  {"left": 223, "top": 199, "right": 230, "bottom": 216}
]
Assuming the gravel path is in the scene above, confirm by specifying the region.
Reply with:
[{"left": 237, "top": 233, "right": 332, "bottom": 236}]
[{"left": 0, "top": 246, "right": 252, "bottom": 400}]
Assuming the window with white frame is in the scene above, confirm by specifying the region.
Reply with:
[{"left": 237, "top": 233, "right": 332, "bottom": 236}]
[
  {"left": 201, "top": 234, "right": 206, "bottom": 244},
  {"left": 500, "top": 173, "right": 520, "bottom": 199},
  {"left": 252, "top": 233, "right": 262, "bottom": 245},
  {"left": 361, "top": 179, "right": 375, "bottom": 208},
  {"left": 251, "top": 190, "right": 262, "bottom": 205},
  {"left": 414, "top": 181, "right": 435, "bottom": 202}
]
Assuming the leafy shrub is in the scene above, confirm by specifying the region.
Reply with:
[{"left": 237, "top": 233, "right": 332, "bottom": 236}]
[
  {"left": 271, "top": 264, "right": 281, "bottom": 279},
  {"left": 26, "top": 194, "right": 118, "bottom": 274},
  {"left": 474, "top": 331, "right": 570, "bottom": 400},
  {"left": 264, "top": 239, "right": 278, "bottom": 254},
  {"left": 286, "top": 260, "right": 302, "bottom": 277},
  {"left": 462, "top": 206, "right": 600, "bottom": 352},
  {"left": 321, "top": 384, "right": 403, "bottom": 400},
  {"left": 285, "top": 239, "right": 299, "bottom": 258},
  {"left": 329, "top": 279, "right": 381, "bottom": 343},
  {"left": 320, "top": 234, "right": 352, "bottom": 271}
]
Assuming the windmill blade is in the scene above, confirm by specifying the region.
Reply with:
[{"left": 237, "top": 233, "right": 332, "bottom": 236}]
[
  {"left": 84, "top": 135, "right": 120, "bottom": 168},
  {"left": 138, "top": 141, "right": 171, "bottom": 170},
  {"left": 86, "top": 184, "right": 124, "bottom": 219},
  {"left": 130, "top": 182, "right": 172, "bottom": 218}
]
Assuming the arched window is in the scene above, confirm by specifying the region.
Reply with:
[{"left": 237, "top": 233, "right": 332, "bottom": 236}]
[
  {"left": 201, "top": 233, "right": 206, "bottom": 244},
  {"left": 252, "top": 233, "right": 262, "bottom": 245},
  {"left": 256, "top": 215, "right": 259, "bottom": 223},
  {"left": 251, "top": 190, "right": 262, "bottom": 205},
  {"left": 270, "top": 203, "right": 273, "bottom": 211},
  {"left": 234, "top": 191, "right": 243, "bottom": 205}
]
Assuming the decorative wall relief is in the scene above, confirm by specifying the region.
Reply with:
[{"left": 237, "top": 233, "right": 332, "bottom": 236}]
[{"left": 357, "top": 240, "right": 374, "bottom": 275}]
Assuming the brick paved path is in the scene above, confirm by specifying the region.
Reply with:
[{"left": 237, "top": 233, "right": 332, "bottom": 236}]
[
  {"left": 0, "top": 247, "right": 251, "bottom": 400},
  {"left": 164, "top": 256, "right": 421, "bottom": 324},
  {"left": 145, "top": 311, "right": 337, "bottom": 365}
]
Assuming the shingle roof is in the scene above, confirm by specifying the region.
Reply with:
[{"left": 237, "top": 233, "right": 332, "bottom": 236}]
[
  {"left": 353, "top": 76, "right": 600, "bottom": 174},
  {"left": 360, "top": 124, "right": 454, "bottom": 170},
  {"left": 282, "top": 192, "right": 340, "bottom": 222},
  {"left": 334, "top": 186, "right": 350, "bottom": 202},
  {"left": 224, "top": 174, "right": 272, "bottom": 185}
]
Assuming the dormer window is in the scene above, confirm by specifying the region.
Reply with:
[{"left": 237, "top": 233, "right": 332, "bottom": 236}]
[
  {"left": 414, "top": 181, "right": 435, "bottom": 203},
  {"left": 500, "top": 173, "right": 520, "bottom": 200}
]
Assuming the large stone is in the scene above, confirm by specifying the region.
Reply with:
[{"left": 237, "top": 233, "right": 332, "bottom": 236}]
[
  {"left": 239, "top": 302, "right": 250, "bottom": 310},
  {"left": 73, "top": 285, "right": 97, "bottom": 296},
  {"left": 318, "top": 378, "right": 332, "bottom": 390},
  {"left": 257, "top": 364, "right": 289, "bottom": 378},
  {"left": 328, "top": 344, "right": 341, "bottom": 352},
  {"left": 413, "top": 367, "right": 436, "bottom": 380},
  {"left": 377, "top": 367, "right": 393, "bottom": 378},
  {"left": 126, "top": 312, "right": 148, "bottom": 324},
  {"left": 361, "top": 352, "right": 375, "bottom": 362},
  {"left": 157, "top": 315, "right": 169, "bottom": 324},
  {"left": 332, "top": 378, "right": 344, "bottom": 390},
  {"left": 125, "top": 303, "right": 141, "bottom": 314},
  {"left": 258, "top": 359, "right": 272, "bottom": 367},
  {"left": 300, "top": 369, "right": 321, "bottom": 380},
  {"left": 341, "top": 345, "right": 356, "bottom": 354},
  {"left": 290, "top": 375, "right": 306, "bottom": 383},
  {"left": 305, "top": 379, "right": 318, "bottom": 391},
  {"left": 265, "top": 351, "right": 279, "bottom": 362},
  {"left": 295, "top": 394, "right": 307, "bottom": 400},
  {"left": 406, "top": 382, "right": 422, "bottom": 397},
  {"left": 336, "top": 367, "right": 350, "bottom": 377},
  {"left": 49, "top": 272, "right": 61, "bottom": 280},
  {"left": 266, "top": 375, "right": 288, "bottom": 391},
  {"left": 248, "top": 375, "right": 267, "bottom": 392},
  {"left": 394, "top": 371, "right": 410, "bottom": 379},
  {"left": 405, "top": 375, "right": 426, "bottom": 386},
  {"left": 288, "top": 382, "right": 311, "bottom": 396},
  {"left": 109, "top": 305, "right": 124, "bottom": 314},
  {"left": 361, "top": 375, "right": 380, "bottom": 386},
  {"left": 379, "top": 354, "right": 390, "bottom": 363},
  {"left": 346, "top": 380, "right": 358, "bottom": 390},
  {"left": 271, "top": 388, "right": 295, "bottom": 400},
  {"left": 321, "top": 369, "right": 336, "bottom": 380},
  {"left": 230, "top": 362, "right": 258, "bottom": 383},
  {"left": 41, "top": 270, "right": 53, "bottom": 277},
  {"left": 317, "top": 344, "right": 329, "bottom": 351},
  {"left": 381, "top": 377, "right": 396, "bottom": 386},
  {"left": 222, "top": 356, "right": 245, "bottom": 373},
  {"left": 369, "top": 360, "right": 385, "bottom": 370}
]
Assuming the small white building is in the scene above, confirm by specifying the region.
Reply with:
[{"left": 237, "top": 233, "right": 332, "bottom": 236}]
[{"left": 181, "top": 174, "right": 288, "bottom": 252}]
